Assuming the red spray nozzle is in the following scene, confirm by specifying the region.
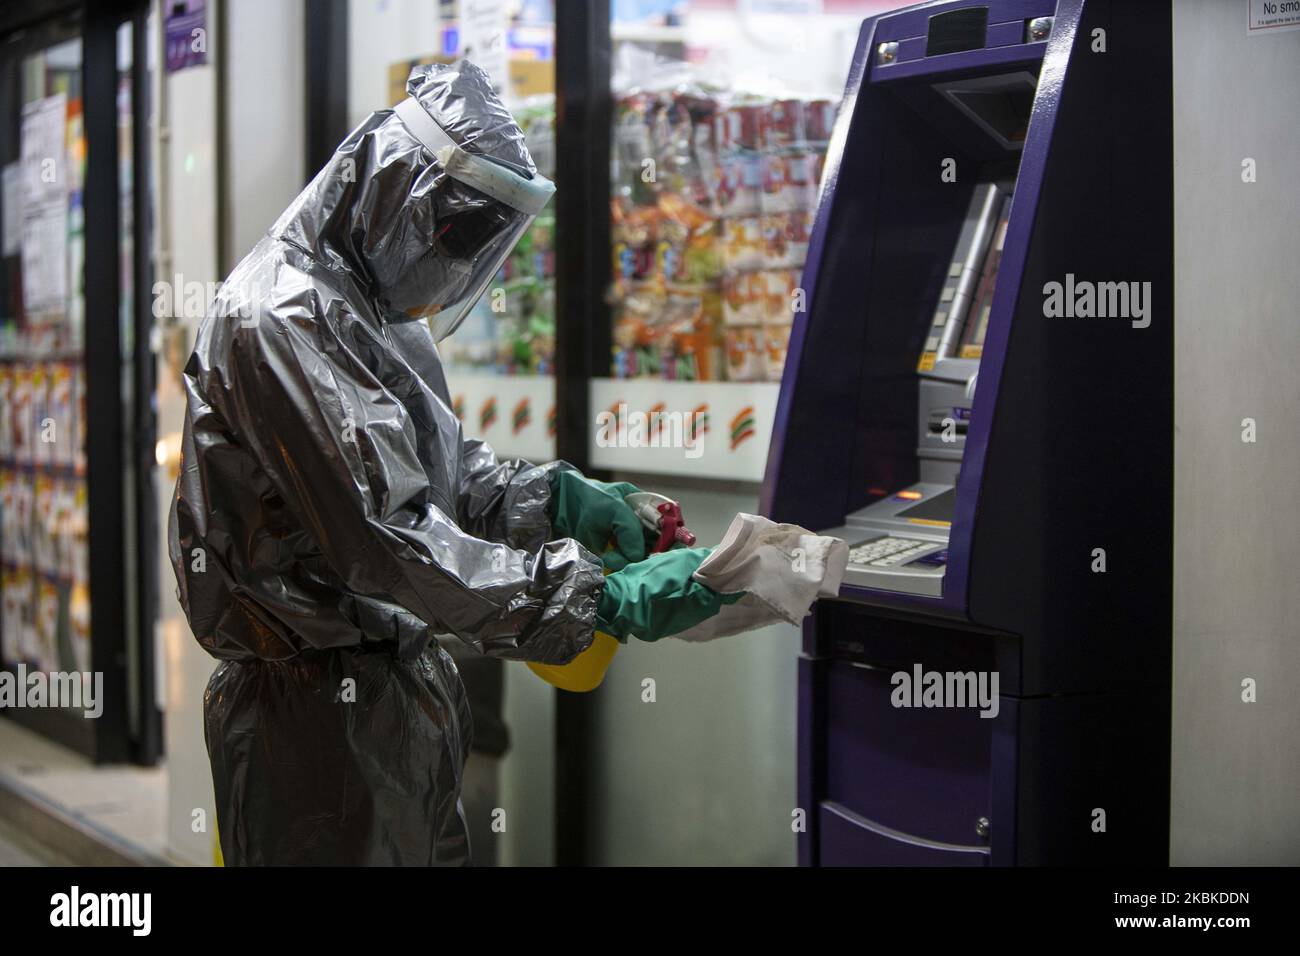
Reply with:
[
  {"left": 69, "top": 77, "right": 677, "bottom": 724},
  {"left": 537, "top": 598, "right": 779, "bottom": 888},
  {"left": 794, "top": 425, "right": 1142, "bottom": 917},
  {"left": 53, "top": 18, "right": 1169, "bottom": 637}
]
[
  {"left": 653, "top": 501, "right": 696, "bottom": 553},
  {"left": 626, "top": 492, "right": 697, "bottom": 554}
]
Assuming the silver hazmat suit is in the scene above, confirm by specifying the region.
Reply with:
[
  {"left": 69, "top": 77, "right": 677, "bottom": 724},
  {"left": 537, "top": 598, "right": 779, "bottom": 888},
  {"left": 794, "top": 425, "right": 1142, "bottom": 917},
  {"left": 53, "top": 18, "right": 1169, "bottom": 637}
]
[{"left": 168, "top": 61, "right": 603, "bottom": 866}]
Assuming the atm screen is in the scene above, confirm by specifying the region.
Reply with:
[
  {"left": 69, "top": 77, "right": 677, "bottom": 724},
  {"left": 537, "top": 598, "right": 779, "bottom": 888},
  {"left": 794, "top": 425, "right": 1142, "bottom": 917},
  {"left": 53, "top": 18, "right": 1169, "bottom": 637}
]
[
  {"left": 957, "top": 193, "right": 1012, "bottom": 360},
  {"left": 917, "top": 183, "right": 1011, "bottom": 370}
]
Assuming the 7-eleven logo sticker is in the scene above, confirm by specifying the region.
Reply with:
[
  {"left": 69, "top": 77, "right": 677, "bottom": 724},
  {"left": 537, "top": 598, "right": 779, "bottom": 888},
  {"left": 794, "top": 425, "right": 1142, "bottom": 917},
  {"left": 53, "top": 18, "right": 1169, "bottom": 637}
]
[
  {"left": 688, "top": 403, "right": 710, "bottom": 446},
  {"left": 729, "top": 406, "right": 756, "bottom": 450},
  {"left": 479, "top": 397, "right": 497, "bottom": 432},
  {"left": 648, "top": 402, "right": 668, "bottom": 440},
  {"left": 546, "top": 405, "right": 557, "bottom": 438},
  {"left": 605, "top": 400, "right": 627, "bottom": 436},
  {"left": 452, "top": 395, "right": 465, "bottom": 421},
  {"left": 512, "top": 397, "right": 531, "bottom": 435}
]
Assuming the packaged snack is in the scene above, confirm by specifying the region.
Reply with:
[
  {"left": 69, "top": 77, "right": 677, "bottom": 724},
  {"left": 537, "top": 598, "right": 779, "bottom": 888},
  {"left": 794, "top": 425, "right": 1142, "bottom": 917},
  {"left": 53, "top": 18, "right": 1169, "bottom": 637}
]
[
  {"left": 765, "top": 213, "right": 814, "bottom": 269},
  {"left": 613, "top": 92, "right": 658, "bottom": 208},
  {"left": 810, "top": 145, "right": 829, "bottom": 194},
  {"left": 785, "top": 210, "right": 813, "bottom": 266},
  {"left": 724, "top": 326, "right": 765, "bottom": 382},
  {"left": 804, "top": 99, "right": 836, "bottom": 144},
  {"left": 74, "top": 364, "right": 87, "bottom": 475},
  {"left": 765, "top": 148, "right": 818, "bottom": 214},
  {"left": 70, "top": 483, "right": 89, "bottom": 585},
  {"left": 714, "top": 150, "right": 763, "bottom": 218},
  {"left": 33, "top": 474, "right": 55, "bottom": 576},
  {"left": 723, "top": 271, "right": 767, "bottom": 326},
  {"left": 762, "top": 213, "right": 790, "bottom": 267},
  {"left": 1, "top": 568, "right": 18, "bottom": 666},
  {"left": 70, "top": 578, "right": 91, "bottom": 674},
  {"left": 55, "top": 479, "right": 76, "bottom": 580},
  {"left": 33, "top": 363, "right": 53, "bottom": 467},
  {"left": 0, "top": 469, "right": 14, "bottom": 565},
  {"left": 611, "top": 200, "right": 659, "bottom": 288},
  {"left": 49, "top": 362, "right": 74, "bottom": 467},
  {"left": 658, "top": 289, "right": 722, "bottom": 382},
  {"left": 783, "top": 148, "right": 818, "bottom": 212},
  {"left": 12, "top": 364, "right": 32, "bottom": 466},
  {"left": 10, "top": 473, "right": 33, "bottom": 570},
  {"left": 654, "top": 221, "right": 689, "bottom": 286},
  {"left": 764, "top": 322, "right": 793, "bottom": 381},
  {"left": 762, "top": 151, "right": 789, "bottom": 213},
  {"left": 15, "top": 568, "right": 36, "bottom": 663},
  {"left": 761, "top": 99, "right": 805, "bottom": 149},
  {"left": 765, "top": 270, "right": 801, "bottom": 323},
  {"left": 714, "top": 101, "right": 763, "bottom": 151},
  {"left": 657, "top": 192, "right": 719, "bottom": 283},
  {"left": 36, "top": 576, "right": 59, "bottom": 671},
  {"left": 697, "top": 285, "right": 724, "bottom": 380},
  {"left": 723, "top": 216, "right": 764, "bottom": 271},
  {"left": 612, "top": 285, "right": 665, "bottom": 379},
  {"left": 0, "top": 364, "right": 12, "bottom": 462}
]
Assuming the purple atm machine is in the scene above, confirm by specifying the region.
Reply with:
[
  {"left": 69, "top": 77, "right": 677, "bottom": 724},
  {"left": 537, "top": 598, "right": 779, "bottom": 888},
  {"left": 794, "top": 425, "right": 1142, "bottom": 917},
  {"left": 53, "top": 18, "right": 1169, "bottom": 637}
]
[{"left": 763, "top": 0, "right": 1173, "bottom": 866}]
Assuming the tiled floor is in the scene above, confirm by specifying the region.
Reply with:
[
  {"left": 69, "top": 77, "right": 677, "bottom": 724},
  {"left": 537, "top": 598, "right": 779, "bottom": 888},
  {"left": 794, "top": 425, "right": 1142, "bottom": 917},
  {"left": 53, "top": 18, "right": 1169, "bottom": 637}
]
[
  {"left": 0, "top": 816, "right": 74, "bottom": 866},
  {"left": 0, "top": 718, "right": 169, "bottom": 863}
]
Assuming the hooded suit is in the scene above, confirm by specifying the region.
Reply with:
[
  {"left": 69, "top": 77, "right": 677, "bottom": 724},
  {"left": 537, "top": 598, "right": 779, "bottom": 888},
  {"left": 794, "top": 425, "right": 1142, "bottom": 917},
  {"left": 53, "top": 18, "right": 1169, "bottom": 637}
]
[{"left": 169, "top": 61, "right": 601, "bottom": 866}]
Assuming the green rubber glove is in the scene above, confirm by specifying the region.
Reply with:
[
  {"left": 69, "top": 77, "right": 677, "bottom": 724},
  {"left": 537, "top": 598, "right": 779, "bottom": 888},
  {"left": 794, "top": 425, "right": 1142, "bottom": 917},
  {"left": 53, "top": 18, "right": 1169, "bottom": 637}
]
[
  {"left": 596, "top": 547, "right": 742, "bottom": 643},
  {"left": 548, "top": 470, "right": 647, "bottom": 571}
]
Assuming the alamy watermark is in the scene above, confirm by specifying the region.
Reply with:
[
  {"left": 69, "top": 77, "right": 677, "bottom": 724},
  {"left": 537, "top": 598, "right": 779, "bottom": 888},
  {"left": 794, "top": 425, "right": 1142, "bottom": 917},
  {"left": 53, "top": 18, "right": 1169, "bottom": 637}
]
[
  {"left": 595, "top": 403, "right": 706, "bottom": 459},
  {"left": 0, "top": 665, "right": 103, "bottom": 718},
  {"left": 152, "top": 272, "right": 268, "bottom": 327},
  {"left": 891, "top": 664, "right": 999, "bottom": 719},
  {"left": 1042, "top": 273, "right": 1151, "bottom": 328},
  {"left": 50, "top": 886, "right": 151, "bottom": 936}
]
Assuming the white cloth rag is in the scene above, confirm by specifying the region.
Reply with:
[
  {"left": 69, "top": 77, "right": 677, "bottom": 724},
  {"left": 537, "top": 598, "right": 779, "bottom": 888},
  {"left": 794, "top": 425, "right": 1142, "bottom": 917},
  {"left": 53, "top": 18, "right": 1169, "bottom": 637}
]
[{"left": 671, "top": 513, "right": 848, "bottom": 642}]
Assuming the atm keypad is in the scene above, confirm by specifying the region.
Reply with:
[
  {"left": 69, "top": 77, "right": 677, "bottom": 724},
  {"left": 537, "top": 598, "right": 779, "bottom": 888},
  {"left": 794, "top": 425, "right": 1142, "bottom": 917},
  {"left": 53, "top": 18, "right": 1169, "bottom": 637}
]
[{"left": 848, "top": 536, "right": 940, "bottom": 568}]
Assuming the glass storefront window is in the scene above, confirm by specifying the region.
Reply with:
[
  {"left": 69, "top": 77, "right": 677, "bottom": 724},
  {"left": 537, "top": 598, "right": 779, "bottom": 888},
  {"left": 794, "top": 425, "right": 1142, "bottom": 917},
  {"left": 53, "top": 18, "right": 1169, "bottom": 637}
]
[
  {"left": 350, "top": 0, "right": 559, "bottom": 464},
  {"left": 0, "top": 24, "right": 91, "bottom": 680},
  {"left": 595, "top": 0, "right": 909, "bottom": 480}
]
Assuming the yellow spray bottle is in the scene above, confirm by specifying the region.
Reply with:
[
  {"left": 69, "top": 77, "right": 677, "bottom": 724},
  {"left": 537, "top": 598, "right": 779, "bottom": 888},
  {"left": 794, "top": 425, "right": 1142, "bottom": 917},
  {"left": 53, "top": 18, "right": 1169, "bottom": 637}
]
[
  {"left": 527, "top": 494, "right": 694, "bottom": 692},
  {"left": 525, "top": 620, "right": 622, "bottom": 692}
]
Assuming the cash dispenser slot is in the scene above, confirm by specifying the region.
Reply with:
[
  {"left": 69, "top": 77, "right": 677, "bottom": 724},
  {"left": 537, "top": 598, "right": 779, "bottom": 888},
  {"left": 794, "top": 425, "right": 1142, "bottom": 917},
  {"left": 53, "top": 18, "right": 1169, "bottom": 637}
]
[
  {"left": 926, "top": 410, "right": 970, "bottom": 436},
  {"left": 814, "top": 608, "right": 1000, "bottom": 864}
]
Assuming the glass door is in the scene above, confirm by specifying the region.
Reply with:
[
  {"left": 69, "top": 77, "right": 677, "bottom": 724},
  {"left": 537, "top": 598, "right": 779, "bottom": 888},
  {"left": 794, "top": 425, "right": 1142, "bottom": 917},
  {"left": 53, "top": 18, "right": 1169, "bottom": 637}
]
[
  {"left": 0, "top": 0, "right": 158, "bottom": 764},
  {"left": 0, "top": 15, "right": 95, "bottom": 752}
]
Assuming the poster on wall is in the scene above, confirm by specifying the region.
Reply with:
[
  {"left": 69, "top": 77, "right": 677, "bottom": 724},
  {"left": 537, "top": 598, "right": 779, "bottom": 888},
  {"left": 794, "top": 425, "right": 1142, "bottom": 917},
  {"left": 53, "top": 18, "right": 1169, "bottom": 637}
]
[
  {"left": 19, "top": 93, "right": 69, "bottom": 317},
  {"left": 1247, "top": 0, "right": 1300, "bottom": 34},
  {"left": 459, "top": 0, "right": 509, "bottom": 92},
  {"left": 165, "top": 0, "right": 208, "bottom": 73},
  {"left": 2, "top": 163, "right": 21, "bottom": 257}
]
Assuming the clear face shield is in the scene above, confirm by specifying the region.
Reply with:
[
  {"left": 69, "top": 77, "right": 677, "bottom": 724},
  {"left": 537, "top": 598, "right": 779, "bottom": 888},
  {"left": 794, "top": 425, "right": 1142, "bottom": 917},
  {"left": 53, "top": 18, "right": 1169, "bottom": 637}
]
[{"left": 392, "top": 97, "right": 556, "bottom": 341}]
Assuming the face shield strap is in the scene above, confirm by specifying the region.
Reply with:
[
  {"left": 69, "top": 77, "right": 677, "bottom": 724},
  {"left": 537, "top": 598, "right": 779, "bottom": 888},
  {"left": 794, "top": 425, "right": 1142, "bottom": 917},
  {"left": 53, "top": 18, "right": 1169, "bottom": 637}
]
[{"left": 394, "top": 97, "right": 556, "bottom": 215}]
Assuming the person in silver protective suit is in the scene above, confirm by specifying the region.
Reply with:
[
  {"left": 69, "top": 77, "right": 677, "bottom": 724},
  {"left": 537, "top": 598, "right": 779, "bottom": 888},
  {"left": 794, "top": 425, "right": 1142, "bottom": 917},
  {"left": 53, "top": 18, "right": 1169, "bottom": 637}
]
[{"left": 168, "top": 61, "right": 714, "bottom": 866}]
